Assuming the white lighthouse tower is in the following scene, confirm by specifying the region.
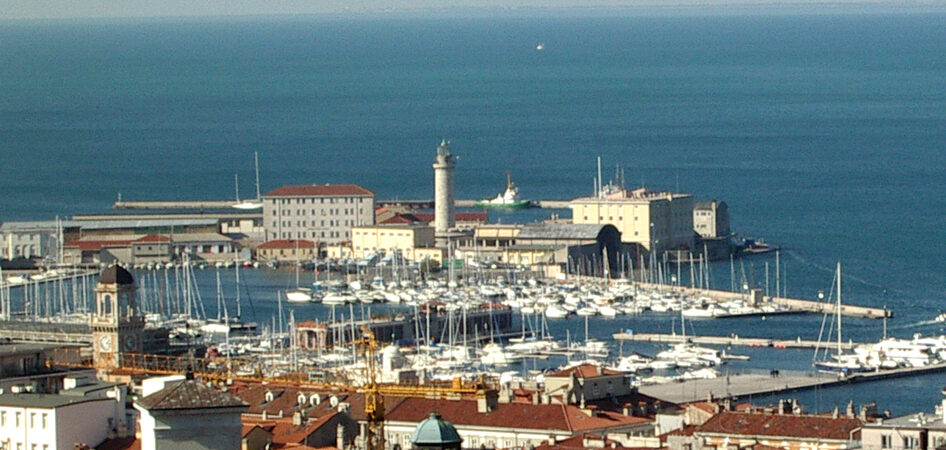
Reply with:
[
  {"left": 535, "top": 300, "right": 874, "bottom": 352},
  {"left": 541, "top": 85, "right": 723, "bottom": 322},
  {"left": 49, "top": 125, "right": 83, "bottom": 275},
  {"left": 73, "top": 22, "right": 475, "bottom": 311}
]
[{"left": 433, "top": 139, "right": 456, "bottom": 246}]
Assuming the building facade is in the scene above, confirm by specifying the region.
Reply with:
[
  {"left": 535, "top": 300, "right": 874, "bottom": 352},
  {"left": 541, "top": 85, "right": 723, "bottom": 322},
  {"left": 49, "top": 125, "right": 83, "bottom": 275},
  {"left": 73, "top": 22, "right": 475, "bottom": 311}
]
[
  {"left": 351, "top": 224, "right": 436, "bottom": 261},
  {"left": 256, "top": 239, "right": 317, "bottom": 262},
  {"left": 693, "top": 200, "right": 730, "bottom": 239},
  {"left": 571, "top": 187, "right": 694, "bottom": 256},
  {"left": 262, "top": 184, "right": 374, "bottom": 244}
]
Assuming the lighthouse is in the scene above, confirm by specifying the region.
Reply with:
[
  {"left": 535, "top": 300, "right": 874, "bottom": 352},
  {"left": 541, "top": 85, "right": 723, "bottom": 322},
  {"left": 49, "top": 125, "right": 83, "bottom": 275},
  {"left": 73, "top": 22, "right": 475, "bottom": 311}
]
[{"left": 433, "top": 139, "right": 456, "bottom": 246}]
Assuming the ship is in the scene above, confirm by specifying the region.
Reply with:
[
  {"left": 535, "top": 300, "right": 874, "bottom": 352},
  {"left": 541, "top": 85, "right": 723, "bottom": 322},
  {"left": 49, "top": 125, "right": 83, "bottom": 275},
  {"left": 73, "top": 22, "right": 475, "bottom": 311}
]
[{"left": 474, "top": 173, "right": 533, "bottom": 209}]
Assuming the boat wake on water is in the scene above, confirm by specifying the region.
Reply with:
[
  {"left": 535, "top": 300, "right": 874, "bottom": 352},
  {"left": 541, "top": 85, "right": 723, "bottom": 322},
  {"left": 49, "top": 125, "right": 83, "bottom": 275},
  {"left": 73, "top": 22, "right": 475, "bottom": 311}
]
[{"left": 785, "top": 250, "right": 906, "bottom": 295}]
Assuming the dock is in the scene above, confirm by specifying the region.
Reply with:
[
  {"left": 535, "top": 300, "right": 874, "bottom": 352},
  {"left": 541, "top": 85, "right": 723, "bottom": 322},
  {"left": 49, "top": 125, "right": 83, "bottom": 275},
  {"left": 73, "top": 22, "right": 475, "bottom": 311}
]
[
  {"left": 114, "top": 199, "right": 574, "bottom": 210},
  {"left": 634, "top": 282, "right": 891, "bottom": 319},
  {"left": 640, "top": 362, "right": 946, "bottom": 404},
  {"left": 613, "top": 332, "right": 861, "bottom": 350}
]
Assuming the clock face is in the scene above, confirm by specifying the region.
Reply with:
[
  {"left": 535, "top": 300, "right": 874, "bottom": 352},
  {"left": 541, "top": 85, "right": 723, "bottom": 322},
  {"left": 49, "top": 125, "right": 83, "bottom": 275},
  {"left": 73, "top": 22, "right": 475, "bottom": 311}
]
[
  {"left": 99, "top": 335, "right": 112, "bottom": 352},
  {"left": 124, "top": 336, "right": 136, "bottom": 351}
]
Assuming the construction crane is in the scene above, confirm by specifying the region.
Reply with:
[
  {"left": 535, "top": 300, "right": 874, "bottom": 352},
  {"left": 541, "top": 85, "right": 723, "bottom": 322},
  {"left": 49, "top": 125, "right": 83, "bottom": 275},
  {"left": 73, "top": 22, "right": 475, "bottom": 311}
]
[{"left": 359, "top": 326, "right": 385, "bottom": 450}]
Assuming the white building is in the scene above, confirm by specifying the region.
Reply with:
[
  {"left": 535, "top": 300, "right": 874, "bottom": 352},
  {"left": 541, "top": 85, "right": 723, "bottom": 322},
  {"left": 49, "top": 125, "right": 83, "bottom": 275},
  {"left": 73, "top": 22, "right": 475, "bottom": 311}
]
[
  {"left": 0, "top": 376, "right": 128, "bottom": 450},
  {"left": 134, "top": 376, "right": 247, "bottom": 450},
  {"left": 0, "top": 221, "right": 73, "bottom": 261},
  {"left": 262, "top": 184, "right": 375, "bottom": 245}
]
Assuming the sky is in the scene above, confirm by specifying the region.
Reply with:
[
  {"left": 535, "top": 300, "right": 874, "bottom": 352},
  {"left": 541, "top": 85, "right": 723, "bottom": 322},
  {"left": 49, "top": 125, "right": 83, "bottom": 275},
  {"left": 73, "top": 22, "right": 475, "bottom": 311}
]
[{"left": 3, "top": 0, "right": 944, "bottom": 20}]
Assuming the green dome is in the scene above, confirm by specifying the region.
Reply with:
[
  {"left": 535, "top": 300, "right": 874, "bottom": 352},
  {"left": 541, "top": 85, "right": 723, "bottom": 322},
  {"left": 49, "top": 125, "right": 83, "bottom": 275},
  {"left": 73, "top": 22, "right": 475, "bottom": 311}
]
[{"left": 410, "top": 413, "right": 462, "bottom": 445}]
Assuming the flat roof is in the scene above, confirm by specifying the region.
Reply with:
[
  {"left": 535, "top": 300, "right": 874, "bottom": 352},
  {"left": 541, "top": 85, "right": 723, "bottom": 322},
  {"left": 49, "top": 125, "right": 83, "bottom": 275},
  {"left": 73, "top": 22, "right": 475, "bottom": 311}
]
[
  {"left": 0, "top": 221, "right": 80, "bottom": 232},
  {"left": 61, "top": 381, "right": 125, "bottom": 397},
  {"left": 72, "top": 219, "right": 219, "bottom": 230},
  {"left": 0, "top": 343, "right": 61, "bottom": 357},
  {"left": 0, "top": 393, "right": 110, "bottom": 409}
]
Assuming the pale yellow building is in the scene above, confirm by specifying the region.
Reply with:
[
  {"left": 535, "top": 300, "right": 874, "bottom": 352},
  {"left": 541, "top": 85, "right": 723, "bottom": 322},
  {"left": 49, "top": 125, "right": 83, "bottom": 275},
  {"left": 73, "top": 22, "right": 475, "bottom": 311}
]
[
  {"left": 351, "top": 224, "right": 438, "bottom": 261},
  {"left": 570, "top": 187, "right": 694, "bottom": 255}
]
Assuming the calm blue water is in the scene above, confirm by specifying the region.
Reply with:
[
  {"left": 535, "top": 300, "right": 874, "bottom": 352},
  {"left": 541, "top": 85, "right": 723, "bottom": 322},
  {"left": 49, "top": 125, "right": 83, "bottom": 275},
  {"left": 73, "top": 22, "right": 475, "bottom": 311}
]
[{"left": 2, "top": 11, "right": 946, "bottom": 413}]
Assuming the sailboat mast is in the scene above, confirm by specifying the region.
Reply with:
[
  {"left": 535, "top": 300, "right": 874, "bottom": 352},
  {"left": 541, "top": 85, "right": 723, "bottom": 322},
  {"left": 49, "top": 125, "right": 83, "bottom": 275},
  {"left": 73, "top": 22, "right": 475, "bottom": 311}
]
[
  {"left": 254, "top": 151, "right": 261, "bottom": 201},
  {"left": 837, "top": 262, "right": 842, "bottom": 357}
]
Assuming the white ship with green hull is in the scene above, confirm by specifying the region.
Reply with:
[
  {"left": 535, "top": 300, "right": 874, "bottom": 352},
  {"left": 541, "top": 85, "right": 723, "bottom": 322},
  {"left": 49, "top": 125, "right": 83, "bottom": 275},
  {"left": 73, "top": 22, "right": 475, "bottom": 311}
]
[{"left": 474, "top": 173, "right": 533, "bottom": 209}]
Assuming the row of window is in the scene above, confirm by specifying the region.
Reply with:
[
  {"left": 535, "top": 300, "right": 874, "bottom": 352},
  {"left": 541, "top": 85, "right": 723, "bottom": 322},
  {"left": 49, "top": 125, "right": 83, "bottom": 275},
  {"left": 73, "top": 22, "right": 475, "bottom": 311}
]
[
  {"left": 880, "top": 434, "right": 917, "bottom": 449},
  {"left": 0, "top": 442, "right": 49, "bottom": 450},
  {"left": 270, "top": 231, "right": 349, "bottom": 240},
  {"left": 0, "top": 411, "right": 47, "bottom": 429},
  {"left": 271, "top": 197, "right": 367, "bottom": 205},
  {"left": 274, "top": 208, "right": 364, "bottom": 216}
]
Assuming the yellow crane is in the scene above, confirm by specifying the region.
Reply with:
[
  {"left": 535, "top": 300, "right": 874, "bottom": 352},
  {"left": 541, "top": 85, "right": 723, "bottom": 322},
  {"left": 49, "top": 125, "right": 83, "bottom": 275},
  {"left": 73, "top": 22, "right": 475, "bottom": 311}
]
[{"left": 48, "top": 327, "right": 492, "bottom": 450}]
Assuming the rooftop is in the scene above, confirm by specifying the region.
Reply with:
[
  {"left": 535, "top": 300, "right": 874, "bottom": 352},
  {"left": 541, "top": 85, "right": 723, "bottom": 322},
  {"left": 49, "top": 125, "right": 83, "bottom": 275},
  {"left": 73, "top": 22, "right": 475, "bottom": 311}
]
[
  {"left": 696, "top": 411, "right": 863, "bottom": 441},
  {"left": 136, "top": 379, "right": 247, "bottom": 411},
  {"left": 264, "top": 184, "right": 374, "bottom": 198},
  {"left": 411, "top": 412, "right": 463, "bottom": 445},
  {"left": 517, "top": 223, "right": 616, "bottom": 241},
  {"left": 547, "top": 363, "right": 624, "bottom": 379},
  {"left": 0, "top": 393, "right": 111, "bottom": 409},
  {"left": 572, "top": 187, "right": 692, "bottom": 204}
]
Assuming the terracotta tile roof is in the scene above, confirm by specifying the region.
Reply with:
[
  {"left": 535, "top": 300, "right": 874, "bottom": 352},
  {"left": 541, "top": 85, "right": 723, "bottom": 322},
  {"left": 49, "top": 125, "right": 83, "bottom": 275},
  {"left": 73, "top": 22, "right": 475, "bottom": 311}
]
[
  {"left": 136, "top": 379, "right": 248, "bottom": 411},
  {"left": 383, "top": 396, "right": 649, "bottom": 433},
  {"left": 232, "top": 384, "right": 351, "bottom": 418},
  {"left": 696, "top": 411, "right": 863, "bottom": 441},
  {"left": 243, "top": 412, "right": 339, "bottom": 447},
  {"left": 379, "top": 212, "right": 488, "bottom": 225},
  {"left": 264, "top": 185, "right": 374, "bottom": 198},
  {"left": 547, "top": 363, "right": 623, "bottom": 378},
  {"left": 258, "top": 240, "right": 317, "bottom": 249},
  {"left": 64, "top": 239, "right": 134, "bottom": 251}
]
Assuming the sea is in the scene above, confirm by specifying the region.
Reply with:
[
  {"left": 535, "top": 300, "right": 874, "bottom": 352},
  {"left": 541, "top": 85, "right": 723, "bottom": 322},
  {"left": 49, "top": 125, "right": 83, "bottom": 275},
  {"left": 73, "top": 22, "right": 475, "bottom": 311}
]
[{"left": 2, "top": 8, "right": 946, "bottom": 414}]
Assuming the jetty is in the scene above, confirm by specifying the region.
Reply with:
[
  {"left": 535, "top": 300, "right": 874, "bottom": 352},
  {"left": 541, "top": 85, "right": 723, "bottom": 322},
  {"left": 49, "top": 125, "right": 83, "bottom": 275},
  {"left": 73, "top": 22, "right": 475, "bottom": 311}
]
[
  {"left": 640, "top": 362, "right": 946, "bottom": 404},
  {"left": 633, "top": 282, "right": 891, "bottom": 319},
  {"left": 613, "top": 332, "right": 862, "bottom": 350},
  {"left": 114, "top": 199, "right": 574, "bottom": 210}
]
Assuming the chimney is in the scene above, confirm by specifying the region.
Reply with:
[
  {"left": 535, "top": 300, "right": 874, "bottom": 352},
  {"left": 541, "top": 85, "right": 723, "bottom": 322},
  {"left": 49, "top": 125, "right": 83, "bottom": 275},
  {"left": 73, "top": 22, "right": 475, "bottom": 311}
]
[
  {"left": 262, "top": 410, "right": 268, "bottom": 420},
  {"left": 622, "top": 403, "right": 633, "bottom": 417},
  {"left": 846, "top": 400, "right": 855, "bottom": 418},
  {"left": 533, "top": 392, "right": 540, "bottom": 405},
  {"left": 793, "top": 399, "right": 803, "bottom": 416},
  {"left": 292, "top": 411, "right": 303, "bottom": 426},
  {"left": 337, "top": 423, "right": 346, "bottom": 450},
  {"left": 548, "top": 435, "right": 556, "bottom": 446},
  {"left": 832, "top": 406, "right": 839, "bottom": 419},
  {"left": 541, "top": 392, "right": 551, "bottom": 405},
  {"left": 778, "top": 399, "right": 786, "bottom": 414},
  {"left": 597, "top": 365, "right": 604, "bottom": 376},
  {"left": 477, "top": 389, "right": 499, "bottom": 413}
]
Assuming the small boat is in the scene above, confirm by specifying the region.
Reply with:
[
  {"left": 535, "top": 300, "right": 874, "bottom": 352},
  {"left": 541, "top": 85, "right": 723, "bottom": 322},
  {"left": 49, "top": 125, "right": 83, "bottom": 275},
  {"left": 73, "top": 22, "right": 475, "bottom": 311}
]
[
  {"left": 936, "top": 312, "right": 946, "bottom": 323},
  {"left": 473, "top": 173, "right": 532, "bottom": 209},
  {"left": 536, "top": 43, "right": 545, "bottom": 51},
  {"left": 285, "top": 288, "right": 313, "bottom": 303}
]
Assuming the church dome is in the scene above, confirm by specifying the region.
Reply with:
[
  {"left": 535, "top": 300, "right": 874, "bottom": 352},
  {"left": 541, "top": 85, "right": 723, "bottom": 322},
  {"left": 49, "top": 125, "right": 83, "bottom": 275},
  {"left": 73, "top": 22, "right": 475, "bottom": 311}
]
[
  {"left": 410, "top": 413, "right": 462, "bottom": 446},
  {"left": 99, "top": 265, "right": 135, "bottom": 285}
]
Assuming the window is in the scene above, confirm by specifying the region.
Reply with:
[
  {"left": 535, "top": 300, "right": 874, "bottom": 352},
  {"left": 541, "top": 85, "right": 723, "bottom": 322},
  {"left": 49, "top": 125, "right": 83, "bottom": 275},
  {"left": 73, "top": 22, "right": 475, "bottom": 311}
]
[
  {"left": 903, "top": 436, "right": 916, "bottom": 449},
  {"left": 29, "top": 413, "right": 34, "bottom": 429},
  {"left": 881, "top": 434, "right": 892, "bottom": 449},
  {"left": 1, "top": 411, "right": 5, "bottom": 426},
  {"left": 15, "top": 412, "right": 21, "bottom": 427}
]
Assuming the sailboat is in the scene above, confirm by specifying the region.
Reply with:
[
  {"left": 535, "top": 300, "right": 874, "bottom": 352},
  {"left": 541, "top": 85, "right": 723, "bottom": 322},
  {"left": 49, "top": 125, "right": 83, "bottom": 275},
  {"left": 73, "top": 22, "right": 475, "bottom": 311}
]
[
  {"left": 813, "top": 262, "right": 871, "bottom": 375},
  {"left": 233, "top": 152, "right": 263, "bottom": 210}
]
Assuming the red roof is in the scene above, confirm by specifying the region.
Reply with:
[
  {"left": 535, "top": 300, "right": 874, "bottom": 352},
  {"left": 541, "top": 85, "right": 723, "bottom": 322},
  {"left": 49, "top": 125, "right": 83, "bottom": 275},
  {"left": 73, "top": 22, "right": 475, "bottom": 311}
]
[
  {"left": 264, "top": 185, "right": 374, "bottom": 198},
  {"left": 64, "top": 239, "right": 134, "bottom": 251},
  {"left": 243, "top": 413, "right": 339, "bottom": 447},
  {"left": 379, "top": 212, "right": 488, "bottom": 225},
  {"left": 696, "top": 411, "right": 863, "bottom": 441},
  {"left": 547, "top": 363, "right": 623, "bottom": 378},
  {"left": 382, "top": 396, "right": 649, "bottom": 433},
  {"left": 258, "top": 240, "right": 317, "bottom": 249},
  {"left": 534, "top": 433, "right": 631, "bottom": 450}
]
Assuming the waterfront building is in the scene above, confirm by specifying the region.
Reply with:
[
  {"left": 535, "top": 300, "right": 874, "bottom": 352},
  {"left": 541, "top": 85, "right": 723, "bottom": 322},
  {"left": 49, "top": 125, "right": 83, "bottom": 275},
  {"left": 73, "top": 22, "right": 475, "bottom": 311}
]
[
  {"left": 135, "top": 375, "right": 248, "bottom": 450},
  {"left": 63, "top": 232, "right": 232, "bottom": 265},
  {"left": 351, "top": 223, "right": 441, "bottom": 262},
  {"left": 692, "top": 200, "right": 730, "bottom": 239},
  {"left": 570, "top": 187, "right": 694, "bottom": 257},
  {"left": 262, "top": 184, "right": 375, "bottom": 245},
  {"left": 0, "top": 220, "right": 78, "bottom": 262},
  {"left": 0, "top": 375, "right": 130, "bottom": 450},
  {"left": 256, "top": 239, "right": 317, "bottom": 262}
]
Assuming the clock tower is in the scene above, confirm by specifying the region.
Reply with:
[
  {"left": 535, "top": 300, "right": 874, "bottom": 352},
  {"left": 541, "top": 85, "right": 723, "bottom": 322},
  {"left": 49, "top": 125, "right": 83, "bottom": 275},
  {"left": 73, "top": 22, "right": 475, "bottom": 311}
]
[{"left": 91, "top": 265, "right": 144, "bottom": 370}]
